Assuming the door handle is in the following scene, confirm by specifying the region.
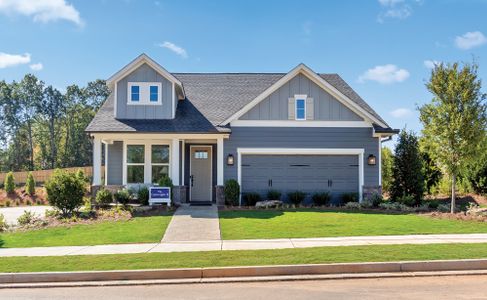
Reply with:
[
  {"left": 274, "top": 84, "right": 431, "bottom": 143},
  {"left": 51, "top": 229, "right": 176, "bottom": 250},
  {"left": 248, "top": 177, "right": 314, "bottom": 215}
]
[{"left": 190, "top": 175, "right": 194, "bottom": 187}]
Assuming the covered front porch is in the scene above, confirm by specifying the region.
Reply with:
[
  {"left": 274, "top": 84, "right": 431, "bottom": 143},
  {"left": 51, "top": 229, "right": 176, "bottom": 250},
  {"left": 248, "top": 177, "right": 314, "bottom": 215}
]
[{"left": 91, "top": 133, "right": 229, "bottom": 204}]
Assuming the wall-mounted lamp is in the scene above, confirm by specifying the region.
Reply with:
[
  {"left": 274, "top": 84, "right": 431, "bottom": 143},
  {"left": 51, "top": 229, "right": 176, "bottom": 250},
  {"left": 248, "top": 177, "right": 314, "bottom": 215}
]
[
  {"left": 367, "top": 154, "right": 376, "bottom": 165},
  {"left": 227, "top": 154, "right": 234, "bottom": 166}
]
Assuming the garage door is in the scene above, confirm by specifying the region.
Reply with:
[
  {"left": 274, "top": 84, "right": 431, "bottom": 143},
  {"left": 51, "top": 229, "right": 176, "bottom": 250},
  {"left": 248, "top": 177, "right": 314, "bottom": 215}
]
[{"left": 241, "top": 155, "right": 359, "bottom": 202}]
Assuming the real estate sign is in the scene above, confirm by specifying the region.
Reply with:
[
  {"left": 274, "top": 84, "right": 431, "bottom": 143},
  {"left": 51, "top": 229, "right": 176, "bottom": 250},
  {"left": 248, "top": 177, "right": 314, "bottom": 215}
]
[{"left": 149, "top": 187, "right": 171, "bottom": 206}]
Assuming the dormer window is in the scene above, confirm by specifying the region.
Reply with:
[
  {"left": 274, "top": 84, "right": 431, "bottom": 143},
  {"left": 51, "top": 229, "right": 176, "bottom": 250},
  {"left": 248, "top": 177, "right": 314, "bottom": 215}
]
[
  {"left": 295, "top": 95, "right": 307, "bottom": 120},
  {"left": 127, "top": 82, "right": 162, "bottom": 105}
]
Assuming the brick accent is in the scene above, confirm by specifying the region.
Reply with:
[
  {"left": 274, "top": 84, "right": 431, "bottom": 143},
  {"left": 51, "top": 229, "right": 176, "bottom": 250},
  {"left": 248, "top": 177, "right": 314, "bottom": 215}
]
[
  {"left": 172, "top": 186, "right": 187, "bottom": 205},
  {"left": 215, "top": 185, "right": 225, "bottom": 206},
  {"left": 363, "top": 185, "right": 382, "bottom": 200}
]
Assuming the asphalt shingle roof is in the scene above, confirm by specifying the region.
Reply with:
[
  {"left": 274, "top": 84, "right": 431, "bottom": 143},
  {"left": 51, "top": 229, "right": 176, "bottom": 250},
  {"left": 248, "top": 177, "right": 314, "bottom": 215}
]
[{"left": 86, "top": 73, "right": 390, "bottom": 133}]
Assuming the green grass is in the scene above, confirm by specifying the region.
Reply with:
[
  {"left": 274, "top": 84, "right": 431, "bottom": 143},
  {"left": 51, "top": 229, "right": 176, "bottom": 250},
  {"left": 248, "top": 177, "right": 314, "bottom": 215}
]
[
  {"left": 219, "top": 209, "right": 487, "bottom": 239},
  {"left": 2, "top": 243, "right": 487, "bottom": 273},
  {"left": 0, "top": 214, "right": 172, "bottom": 248}
]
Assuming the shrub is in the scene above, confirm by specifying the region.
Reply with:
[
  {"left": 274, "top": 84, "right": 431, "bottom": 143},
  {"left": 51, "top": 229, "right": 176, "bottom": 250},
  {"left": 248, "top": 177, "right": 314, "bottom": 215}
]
[
  {"left": 287, "top": 191, "right": 306, "bottom": 206},
  {"left": 17, "top": 210, "right": 36, "bottom": 226},
  {"left": 437, "top": 203, "right": 451, "bottom": 213},
  {"left": 4, "top": 171, "right": 15, "bottom": 194},
  {"left": 114, "top": 189, "right": 131, "bottom": 206},
  {"left": 379, "top": 202, "right": 413, "bottom": 212},
  {"left": 427, "top": 200, "right": 440, "bottom": 209},
  {"left": 341, "top": 192, "right": 359, "bottom": 205},
  {"left": 25, "top": 172, "right": 35, "bottom": 196},
  {"left": 158, "top": 175, "right": 174, "bottom": 202},
  {"left": 224, "top": 179, "right": 240, "bottom": 206},
  {"left": 0, "top": 213, "right": 7, "bottom": 232},
  {"left": 267, "top": 190, "right": 281, "bottom": 200},
  {"left": 95, "top": 188, "right": 113, "bottom": 208},
  {"left": 345, "top": 202, "right": 361, "bottom": 209},
  {"left": 45, "top": 209, "right": 60, "bottom": 218},
  {"left": 137, "top": 186, "right": 149, "bottom": 205},
  {"left": 364, "top": 193, "right": 383, "bottom": 207},
  {"left": 396, "top": 194, "right": 417, "bottom": 207},
  {"left": 312, "top": 192, "right": 331, "bottom": 206},
  {"left": 5, "top": 200, "right": 11, "bottom": 207},
  {"left": 243, "top": 192, "right": 261, "bottom": 206},
  {"left": 45, "top": 170, "right": 85, "bottom": 216},
  {"left": 76, "top": 169, "right": 86, "bottom": 183}
]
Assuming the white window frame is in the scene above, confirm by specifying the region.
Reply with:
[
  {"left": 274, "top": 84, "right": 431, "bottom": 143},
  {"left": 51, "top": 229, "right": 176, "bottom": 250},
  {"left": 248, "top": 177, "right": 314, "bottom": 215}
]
[
  {"left": 295, "top": 94, "right": 307, "bottom": 121},
  {"left": 151, "top": 144, "right": 170, "bottom": 184},
  {"left": 127, "top": 82, "right": 162, "bottom": 105},
  {"left": 125, "top": 144, "right": 146, "bottom": 184},
  {"left": 123, "top": 141, "right": 171, "bottom": 185}
]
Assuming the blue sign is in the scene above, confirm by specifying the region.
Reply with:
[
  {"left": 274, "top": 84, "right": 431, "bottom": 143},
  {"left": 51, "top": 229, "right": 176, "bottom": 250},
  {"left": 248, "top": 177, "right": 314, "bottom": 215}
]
[{"left": 151, "top": 187, "right": 170, "bottom": 199}]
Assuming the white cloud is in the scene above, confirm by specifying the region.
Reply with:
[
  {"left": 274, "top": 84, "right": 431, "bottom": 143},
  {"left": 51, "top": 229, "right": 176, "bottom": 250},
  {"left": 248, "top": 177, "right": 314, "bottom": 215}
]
[
  {"left": 423, "top": 60, "right": 440, "bottom": 69},
  {"left": 455, "top": 31, "right": 487, "bottom": 50},
  {"left": 359, "top": 64, "right": 410, "bottom": 84},
  {"left": 0, "top": 0, "right": 83, "bottom": 26},
  {"left": 390, "top": 108, "right": 413, "bottom": 118},
  {"left": 29, "top": 62, "right": 43, "bottom": 71},
  {"left": 158, "top": 41, "right": 188, "bottom": 58},
  {"left": 0, "top": 52, "right": 31, "bottom": 68},
  {"left": 377, "top": 0, "right": 414, "bottom": 22}
]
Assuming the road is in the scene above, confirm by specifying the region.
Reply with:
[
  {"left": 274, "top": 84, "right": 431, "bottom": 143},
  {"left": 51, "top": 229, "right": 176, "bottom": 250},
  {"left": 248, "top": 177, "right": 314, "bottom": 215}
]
[{"left": 1, "top": 275, "right": 486, "bottom": 299}]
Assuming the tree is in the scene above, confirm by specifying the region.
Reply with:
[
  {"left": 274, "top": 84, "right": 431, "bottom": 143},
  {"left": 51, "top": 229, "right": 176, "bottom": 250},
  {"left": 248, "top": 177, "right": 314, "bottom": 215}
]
[
  {"left": 391, "top": 129, "right": 425, "bottom": 205},
  {"left": 419, "top": 62, "right": 487, "bottom": 213},
  {"left": 419, "top": 146, "right": 442, "bottom": 195},
  {"left": 381, "top": 147, "right": 394, "bottom": 195},
  {"left": 465, "top": 138, "right": 487, "bottom": 195}
]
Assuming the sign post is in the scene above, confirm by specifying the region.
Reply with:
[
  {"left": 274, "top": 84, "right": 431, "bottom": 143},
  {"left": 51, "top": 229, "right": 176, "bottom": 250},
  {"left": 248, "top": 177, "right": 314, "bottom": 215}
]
[{"left": 149, "top": 186, "right": 171, "bottom": 206}]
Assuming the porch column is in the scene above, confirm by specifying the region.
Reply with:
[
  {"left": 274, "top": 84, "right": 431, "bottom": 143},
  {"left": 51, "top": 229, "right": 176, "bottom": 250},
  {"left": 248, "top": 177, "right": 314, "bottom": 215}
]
[
  {"left": 92, "top": 136, "right": 102, "bottom": 186},
  {"left": 171, "top": 138, "right": 180, "bottom": 185},
  {"left": 217, "top": 136, "right": 224, "bottom": 186}
]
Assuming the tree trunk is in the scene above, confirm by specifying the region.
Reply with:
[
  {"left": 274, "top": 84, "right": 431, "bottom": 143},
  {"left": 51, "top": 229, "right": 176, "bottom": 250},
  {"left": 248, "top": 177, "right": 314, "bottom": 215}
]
[
  {"left": 451, "top": 173, "right": 456, "bottom": 214},
  {"left": 27, "top": 121, "right": 34, "bottom": 171}
]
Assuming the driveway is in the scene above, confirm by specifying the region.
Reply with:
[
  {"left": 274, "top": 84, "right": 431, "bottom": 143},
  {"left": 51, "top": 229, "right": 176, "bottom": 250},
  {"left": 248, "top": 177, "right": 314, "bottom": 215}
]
[{"left": 0, "top": 206, "right": 52, "bottom": 226}]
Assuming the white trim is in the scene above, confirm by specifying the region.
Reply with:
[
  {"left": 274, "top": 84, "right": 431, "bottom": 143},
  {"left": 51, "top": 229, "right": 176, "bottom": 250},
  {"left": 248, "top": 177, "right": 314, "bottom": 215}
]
[
  {"left": 172, "top": 82, "right": 176, "bottom": 119},
  {"left": 127, "top": 82, "right": 162, "bottom": 105},
  {"left": 189, "top": 145, "right": 213, "bottom": 202},
  {"left": 91, "top": 133, "right": 229, "bottom": 140},
  {"left": 237, "top": 147, "right": 365, "bottom": 205},
  {"left": 104, "top": 141, "right": 108, "bottom": 186},
  {"left": 378, "top": 137, "right": 382, "bottom": 186},
  {"left": 217, "top": 137, "right": 224, "bottom": 186},
  {"left": 230, "top": 120, "right": 372, "bottom": 128},
  {"left": 92, "top": 136, "right": 102, "bottom": 186},
  {"left": 221, "top": 63, "right": 387, "bottom": 128},
  {"left": 294, "top": 95, "right": 307, "bottom": 121},
  {"left": 171, "top": 138, "right": 180, "bottom": 185},
  {"left": 181, "top": 140, "right": 185, "bottom": 185},
  {"left": 122, "top": 141, "right": 171, "bottom": 185},
  {"left": 113, "top": 82, "right": 118, "bottom": 117}
]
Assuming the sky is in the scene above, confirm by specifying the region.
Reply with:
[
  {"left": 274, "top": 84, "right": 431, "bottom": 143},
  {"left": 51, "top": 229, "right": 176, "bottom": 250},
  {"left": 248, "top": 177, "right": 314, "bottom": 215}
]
[{"left": 0, "top": 0, "right": 486, "bottom": 144}]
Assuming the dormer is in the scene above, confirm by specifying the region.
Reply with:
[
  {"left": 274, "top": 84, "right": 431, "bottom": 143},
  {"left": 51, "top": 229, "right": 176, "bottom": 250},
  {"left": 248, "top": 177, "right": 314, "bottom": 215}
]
[{"left": 107, "top": 54, "right": 185, "bottom": 120}]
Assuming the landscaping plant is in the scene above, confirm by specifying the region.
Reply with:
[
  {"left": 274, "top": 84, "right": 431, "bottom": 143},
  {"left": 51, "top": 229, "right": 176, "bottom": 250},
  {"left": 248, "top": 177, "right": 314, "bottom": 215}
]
[
  {"left": 4, "top": 171, "right": 15, "bottom": 194},
  {"left": 341, "top": 192, "right": 359, "bottom": 205},
  {"left": 114, "top": 189, "right": 131, "bottom": 206},
  {"left": 364, "top": 193, "right": 383, "bottom": 207},
  {"left": 288, "top": 191, "right": 306, "bottom": 206},
  {"left": 243, "top": 192, "right": 261, "bottom": 206},
  {"left": 45, "top": 170, "right": 85, "bottom": 216},
  {"left": 312, "top": 192, "right": 331, "bottom": 206},
  {"left": 95, "top": 188, "right": 113, "bottom": 208},
  {"left": 381, "top": 147, "right": 394, "bottom": 194},
  {"left": 224, "top": 179, "right": 240, "bottom": 206},
  {"left": 0, "top": 213, "right": 7, "bottom": 232},
  {"left": 267, "top": 190, "right": 282, "bottom": 200},
  {"left": 137, "top": 186, "right": 149, "bottom": 205},
  {"left": 25, "top": 172, "right": 36, "bottom": 196},
  {"left": 17, "top": 210, "right": 37, "bottom": 226}
]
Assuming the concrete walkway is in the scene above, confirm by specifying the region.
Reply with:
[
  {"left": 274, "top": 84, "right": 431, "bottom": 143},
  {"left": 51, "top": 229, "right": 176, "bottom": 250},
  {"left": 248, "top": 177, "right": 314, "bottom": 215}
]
[
  {"left": 0, "top": 206, "right": 52, "bottom": 226},
  {"left": 2, "top": 233, "right": 487, "bottom": 257},
  {"left": 162, "top": 205, "right": 220, "bottom": 242}
]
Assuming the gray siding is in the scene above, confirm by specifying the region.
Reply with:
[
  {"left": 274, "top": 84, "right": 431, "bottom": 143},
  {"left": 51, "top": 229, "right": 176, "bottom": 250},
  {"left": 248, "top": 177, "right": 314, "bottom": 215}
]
[
  {"left": 116, "top": 63, "right": 173, "bottom": 119},
  {"left": 107, "top": 141, "right": 123, "bottom": 185},
  {"left": 239, "top": 74, "right": 362, "bottom": 121},
  {"left": 223, "top": 127, "right": 379, "bottom": 187}
]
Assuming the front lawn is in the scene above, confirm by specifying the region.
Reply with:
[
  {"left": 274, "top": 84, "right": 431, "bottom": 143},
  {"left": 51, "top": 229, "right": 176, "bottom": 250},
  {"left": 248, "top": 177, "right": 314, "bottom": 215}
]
[
  {"left": 219, "top": 209, "right": 487, "bottom": 240},
  {"left": 1, "top": 243, "right": 487, "bottom": 273},
  {"left": 0, "top": 213, "right": 172, "bottom": 248}
]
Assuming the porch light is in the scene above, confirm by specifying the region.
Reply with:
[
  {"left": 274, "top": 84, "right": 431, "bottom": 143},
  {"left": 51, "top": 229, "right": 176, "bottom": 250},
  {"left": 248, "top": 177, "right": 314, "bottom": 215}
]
[
  {"left": 227, "top": 154, "right": 234, "bottom": 166},
  {"left": 367, "top": 154, "right": 376, "bottom": 165}
]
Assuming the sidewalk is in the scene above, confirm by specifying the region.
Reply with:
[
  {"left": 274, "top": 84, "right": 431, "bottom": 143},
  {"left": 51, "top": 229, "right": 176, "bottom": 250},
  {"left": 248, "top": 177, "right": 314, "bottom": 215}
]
[
  {"left": 162, "top": 205, "right": 220, "bottom": 242},
  {"left": 2, "top": 233, "right": 487, "bottom": 257}
]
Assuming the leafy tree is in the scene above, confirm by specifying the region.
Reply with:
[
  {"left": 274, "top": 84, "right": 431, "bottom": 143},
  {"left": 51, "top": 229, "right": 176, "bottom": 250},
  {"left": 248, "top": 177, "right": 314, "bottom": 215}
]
[
  {"left": 421, "top": 150, "right": 442, "bottom": 195},
  {"left": 381, "top": 147, "right": 394, "bottom": 194},
  {"left": 419, "top": 62, "right": 487, "bottom": 212},
  {"left": 390, "top": 130, "right": 425, "bottom": 205},
  {"left": 4, "top": 171, "right": 15, "bottom": 194}
]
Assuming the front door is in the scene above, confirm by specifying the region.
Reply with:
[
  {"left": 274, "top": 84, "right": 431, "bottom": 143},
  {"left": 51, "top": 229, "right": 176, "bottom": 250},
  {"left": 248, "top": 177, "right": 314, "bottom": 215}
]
[{"left": 190, "top": 146, "right": 212, "bottom": 202}]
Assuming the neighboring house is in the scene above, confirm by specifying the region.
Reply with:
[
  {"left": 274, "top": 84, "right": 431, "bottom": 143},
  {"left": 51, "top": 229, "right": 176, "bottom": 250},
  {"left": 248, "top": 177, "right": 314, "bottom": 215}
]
[{"left": 86, "top": 54, "right": 398, "bottom": 205}]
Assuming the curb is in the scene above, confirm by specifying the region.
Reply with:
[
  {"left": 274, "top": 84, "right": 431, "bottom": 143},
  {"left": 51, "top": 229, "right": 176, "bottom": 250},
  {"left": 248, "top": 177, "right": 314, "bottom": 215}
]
[{"left": 2, "top": 259, "right": 487, "bottom": 285}]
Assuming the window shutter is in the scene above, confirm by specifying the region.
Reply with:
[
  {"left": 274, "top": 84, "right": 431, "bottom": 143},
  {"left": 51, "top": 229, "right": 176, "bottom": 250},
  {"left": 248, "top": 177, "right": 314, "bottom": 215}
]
[
  {"left": 288, "top": 98, "right": 295, "bottom": 120},
  {"left": 306, "top": 98, "right": 314, "bottom": 120}
]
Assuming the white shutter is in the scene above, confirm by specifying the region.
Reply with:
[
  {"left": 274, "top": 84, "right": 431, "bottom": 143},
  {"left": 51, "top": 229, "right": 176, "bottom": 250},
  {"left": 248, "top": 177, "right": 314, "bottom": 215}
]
[
  {"left": 306, "top": 97, "right": 314, "bottom": 120},
  {"left": 288, "top": 97, "right": 295, "bottom": 120}
]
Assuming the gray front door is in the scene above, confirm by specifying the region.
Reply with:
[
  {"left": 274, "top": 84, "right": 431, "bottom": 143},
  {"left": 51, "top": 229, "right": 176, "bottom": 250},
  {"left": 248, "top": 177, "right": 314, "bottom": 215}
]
[
  {"left": 190, "top": 146, "right": 212, "bottom": 202},
  {"left": 241, "top": 155, "right": 358, "bottom": 201}
]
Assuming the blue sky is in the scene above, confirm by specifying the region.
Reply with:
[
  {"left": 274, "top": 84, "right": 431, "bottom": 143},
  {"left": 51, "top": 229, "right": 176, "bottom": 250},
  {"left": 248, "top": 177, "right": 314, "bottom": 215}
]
[{"left": 0, "top": 0, "right": 486, "bottom": 139}]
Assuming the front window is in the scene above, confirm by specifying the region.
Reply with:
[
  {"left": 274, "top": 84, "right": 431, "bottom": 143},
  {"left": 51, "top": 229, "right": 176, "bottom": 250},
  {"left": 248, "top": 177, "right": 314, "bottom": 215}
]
[
  {"left": 151, "top": 145, "right": 170, "bottom": 183},
  {"left": 296, "top": 98, "right": 306, "bottom": 120},
  {"left": 131, "top": 85, "right": 140, "bottom": 102},
  {"left": 150, "top": 86, "right": 158, "bottom": 102},
  {"left": 126, "top": 145, "right": 145, "bottom": 183}
]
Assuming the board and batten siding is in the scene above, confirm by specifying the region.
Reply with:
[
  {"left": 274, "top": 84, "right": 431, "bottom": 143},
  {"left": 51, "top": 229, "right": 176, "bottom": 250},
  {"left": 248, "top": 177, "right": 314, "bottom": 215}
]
[
  {"left": 107, "top": 141, "right": 123, "bottom": 185},
  {"left": 115, "top": 63, "right": 173, "bottom": 119},
  {"left": 239, "top": 74, "right": 362, "bottom": 121},
  {"left": 223, "top": 127, "right": 380, "bottom": 187}
]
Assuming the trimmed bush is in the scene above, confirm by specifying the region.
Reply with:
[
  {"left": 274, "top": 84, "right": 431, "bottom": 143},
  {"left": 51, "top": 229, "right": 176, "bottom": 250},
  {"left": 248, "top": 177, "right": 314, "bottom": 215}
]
[
  {"left": 396, "top": 194, "right": 416, "bottom": 207},
  {"left": 17, "top": 210, "right": 37, "bottom": 226},
  {"left": 137, "top": 186, "right": 149, "bottom": 205},
  {"left": 4, "top": 171, "right": 15, "bottom": 194},
  {"left": 312, "top": 192, "right": 331, "bottom": 206},
  {"left": 25, "top": 172, "right": 35, "bottom": 196},
  {"left": 341, "top": 192, "right": 359, "bottom": 205},
  {"left": 224, "top": 179, "right": 240, "bottom": 206},
  {"left": 158, "top": 175, "right": 174, "bottom": 189},
  {"left": 45, "top": 170, "right": 85, "bottom": 216},
  {"left": 243, "top": 192, "right": 261, "bottom": 206},
  {"left": 76, "top": 169, "right": 86, "bottom": 183},
  {"left": 267, "top": 190, "right": 282, "bottom": 200},
  {"left": 95, "top": 188, "right": 113, "bottom": 208},
  {"left": 114, "top": 189, "right": 131, "bottom": 206},
  {"left": 288, "top": 191, "right": 306, "bottom": 206},
  {"left": 426, "top": 200, "right": 440, "bottom": 209},
  {"left": 364, "top": 193, "right": 383, "bottom": 208}
]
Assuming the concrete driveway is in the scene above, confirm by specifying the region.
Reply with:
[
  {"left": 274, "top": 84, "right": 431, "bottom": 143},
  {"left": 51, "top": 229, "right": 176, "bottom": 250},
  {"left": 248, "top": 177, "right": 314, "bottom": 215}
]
[{"left": 0, "top": 206, "right": 52, "bottom": 226}]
